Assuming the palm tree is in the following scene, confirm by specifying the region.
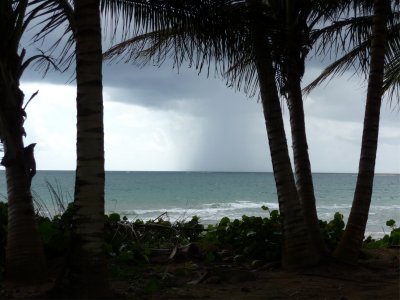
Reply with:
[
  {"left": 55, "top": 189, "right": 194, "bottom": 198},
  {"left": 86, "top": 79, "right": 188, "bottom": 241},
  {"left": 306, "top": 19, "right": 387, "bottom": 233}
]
[
  {"left": 29, "top": 0, "right": 190, "bottom": 292},
  {"left": 36, "top": 0, "right": 109, "bottom": 294},
  {"left": 249, "top": 13, "right": 321, "bottom": 268},
  {"left": 305, "top": 0, "right": 398, "bottom": 263},
  {"left": 70, "top": 0, "right": 108, "bottom": 295},
  {"left": 28, "top": 0, "right": 108, "bottom": 294},
  {"left": 264, "top": 0, "right": 331, "bottom": 256},
  {"left": 334, "top": 0, "right": 392, "bottom": 263},
  {"left": 0, "top": 0, "right": 49, "bottom": 284}
]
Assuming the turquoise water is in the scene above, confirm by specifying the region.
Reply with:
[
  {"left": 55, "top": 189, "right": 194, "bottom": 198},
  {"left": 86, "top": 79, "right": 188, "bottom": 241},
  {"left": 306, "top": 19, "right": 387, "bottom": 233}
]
[{"left": 0, "top": 171, "right": 399, "bottom": 236}]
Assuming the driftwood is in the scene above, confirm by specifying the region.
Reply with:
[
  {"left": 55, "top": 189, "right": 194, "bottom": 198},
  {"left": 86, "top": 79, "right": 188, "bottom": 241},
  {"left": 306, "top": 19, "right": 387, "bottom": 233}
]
[
  {"left": 149, "top": 243, "right": 201, "bottom": 261},
  {"left": 135, "top": 223, "right": 205, "bottom": 232},
  {"left": 110, "top": 215, "right": 206, "bottom": 263},
  {"left": 114, "top": 219, "right": 206, "bottom": 247}
]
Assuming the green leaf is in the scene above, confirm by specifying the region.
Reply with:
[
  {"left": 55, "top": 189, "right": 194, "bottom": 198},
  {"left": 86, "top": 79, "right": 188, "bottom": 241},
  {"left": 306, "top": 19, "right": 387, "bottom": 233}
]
[
  {"left": 219, "top": 217, "right": 230, "bottom": 226},
  {"left": 386, "top": 219, "right": 396, "bottom": 228},
  {"left": 108, "top": 213, "right": 121, "bottom": 223}
]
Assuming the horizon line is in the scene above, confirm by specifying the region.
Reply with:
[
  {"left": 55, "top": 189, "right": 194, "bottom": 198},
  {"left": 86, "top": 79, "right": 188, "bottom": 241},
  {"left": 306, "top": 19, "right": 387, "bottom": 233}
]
[{"left": 0, "top": 169, "right": 398, "bottom": 175}]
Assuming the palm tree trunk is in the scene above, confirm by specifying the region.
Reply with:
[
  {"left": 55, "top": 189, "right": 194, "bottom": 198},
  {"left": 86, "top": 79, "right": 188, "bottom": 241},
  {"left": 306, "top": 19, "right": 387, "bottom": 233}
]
[
  {"left": 70, "top": 0, "right": 108, "bottom": 296},
  {"left": 280, "top": 0, "right": 327, "bottom": 256},
  {"left": 250, "top": 25, "right": 320, "bottom": 268},
  {"left": 3, "top": 139, "right": 46, "bottom": 284},
  {"left": 286, "top": 70, "right": 328, "bottom": 256},
  {"left": 334, "top": 0, "right": 390, "bottom": 263},
  {"left": 0, "top": 9, "right": 47, "bottom": 281}
]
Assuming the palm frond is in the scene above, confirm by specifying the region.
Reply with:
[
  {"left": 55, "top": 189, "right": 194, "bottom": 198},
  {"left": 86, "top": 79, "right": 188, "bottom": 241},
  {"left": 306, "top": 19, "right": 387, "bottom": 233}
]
[
  {"left": 383, "top": 46, "right": 400, "bottom": 103},
  {"left": 27, "top": 0, "right": 75, "bottom": 69},
  {"left": 21, "top": 50, "right": 61, "bottom": 76},
  {"left": 9, "top": 0, "right": 28, "bottom": 53},
  {"left": 304, "top": 38, "right": 371, "bottom": 95},
  {"left": 305, "top": 0, "right": 399, "bottom": 101},
  {"left": 103, "top": 0, "right": 254, "bottom": 91},
  {"left": 312, "top": 15, "right": 373, "bottom": 60}
]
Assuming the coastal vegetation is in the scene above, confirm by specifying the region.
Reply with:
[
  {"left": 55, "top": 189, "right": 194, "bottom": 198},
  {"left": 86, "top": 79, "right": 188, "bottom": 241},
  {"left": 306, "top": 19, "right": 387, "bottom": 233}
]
[
  {"left": 0, "top": 200, "right": 399, "bottom": 297},
  {"left": 0, "top": 0, "right": 398, "bottom": 298}
]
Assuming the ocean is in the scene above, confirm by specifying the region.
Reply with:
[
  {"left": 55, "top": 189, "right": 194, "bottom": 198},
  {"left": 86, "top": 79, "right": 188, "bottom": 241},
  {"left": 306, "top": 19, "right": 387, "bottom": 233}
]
[{"left": 0, "top": 171, "right": 399, "bottom": 237}]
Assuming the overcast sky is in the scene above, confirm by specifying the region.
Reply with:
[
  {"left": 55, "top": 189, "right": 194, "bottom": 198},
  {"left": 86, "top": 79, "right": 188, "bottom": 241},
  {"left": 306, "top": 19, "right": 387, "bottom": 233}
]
[
  {"left": 16, "top": 56, "right": 399, "bottom": 173},
  {"left": 8, "top": 20, "right": 396, "bottom": 174}
]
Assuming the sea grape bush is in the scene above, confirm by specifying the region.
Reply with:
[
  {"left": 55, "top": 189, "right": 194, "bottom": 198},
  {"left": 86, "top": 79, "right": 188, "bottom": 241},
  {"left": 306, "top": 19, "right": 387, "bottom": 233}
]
[
  {"left": 0, "top": 201, "right": 398, "bottom": 277},
  {"left": 199, "top": 207, "right": 283, "bottom": 262},
  {"left": 319, "top": 212, "right": 345, "bottom": 250},
  {"left": 364, "top": 219, "right": 400, "bottom": 248},
  {"left": 36, "top": 202, "right": 75, "bottom": 258},
  {"left": 174, "top": 215, "right": 204, "bottom": 242}
]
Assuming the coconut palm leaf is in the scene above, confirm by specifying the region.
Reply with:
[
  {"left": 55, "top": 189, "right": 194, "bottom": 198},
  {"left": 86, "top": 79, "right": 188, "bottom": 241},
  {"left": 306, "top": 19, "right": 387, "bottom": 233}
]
[
  {"left": 384, "top": 45, "right": 400, "bottom": 102},
  {"left": 102, "top": 0, "right": 293, "bottom": 97},
  {"left": 304, "top": 39, "right": 371, "bottom": 94},
  {"left": 306, "top": 3, "right": 400, "bottom": 100},
  {"left": 26, "top": 0, "right": 75, "bottom": 69},
  {"left": 103, "top": 0, "right": 251, "bottom": 72}
]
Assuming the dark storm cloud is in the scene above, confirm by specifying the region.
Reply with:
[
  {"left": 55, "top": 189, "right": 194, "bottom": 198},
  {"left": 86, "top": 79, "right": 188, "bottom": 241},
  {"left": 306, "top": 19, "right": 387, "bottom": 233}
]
[
  {"left": 19, "top": 15, "right": 228, "bottom": 109},
  {"left": 21, "top": 41, "right": 234, "bottom": 112},
  {"left": 103, "top": 62, "right": 229, "bottom": 110}
]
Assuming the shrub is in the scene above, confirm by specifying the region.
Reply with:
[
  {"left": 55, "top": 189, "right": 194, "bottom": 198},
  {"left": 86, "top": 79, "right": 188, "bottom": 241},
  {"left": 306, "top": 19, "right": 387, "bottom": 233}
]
[
  {"left": 364, "top": 220, "right": 400, "bottom": 248},
  {"left": 199, "top": 207, "right": 282, "bottom": 262},
  {"left": 37, "top": 202, "right": 74, "bottom": 258},
  {"left": 319, "top": 212, "right": 345, "bottom": 250}
]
